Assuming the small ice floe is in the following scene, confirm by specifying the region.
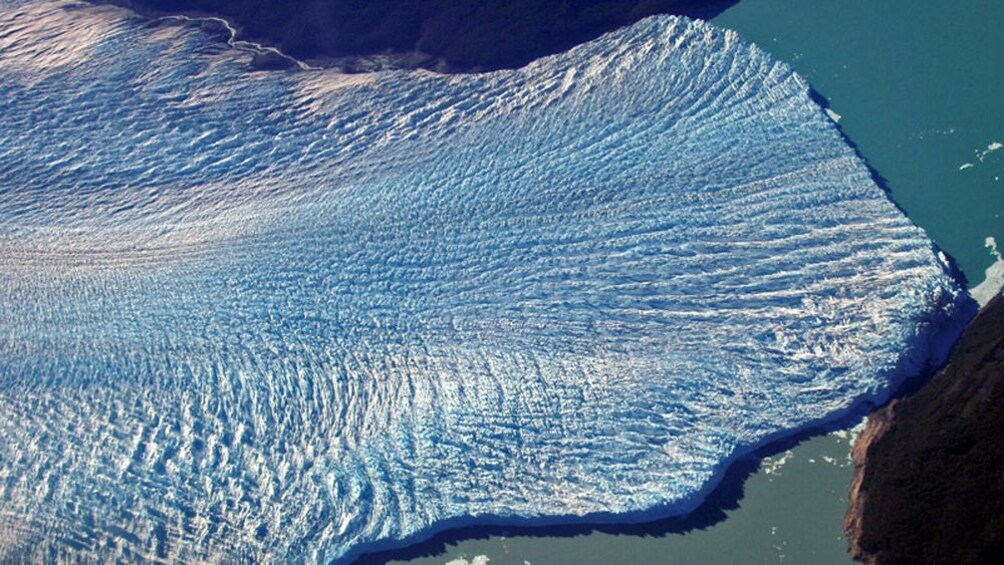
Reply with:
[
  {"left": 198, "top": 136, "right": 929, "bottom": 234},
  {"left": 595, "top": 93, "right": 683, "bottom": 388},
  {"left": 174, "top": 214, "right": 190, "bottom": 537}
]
[
  {"left": 762, "top": 450, "right": 795, "bottom": 475},
  {"left": 959, "top": 140, "right": 1002, "bottom": 170},
  {"left": 976, "top": 140, "right": 1004, "bottom": 162},
  {"left": 838, "top": 419, "right": 869, "bottom": 463},
  {"left": 971, "top": 236, "right": 1004, "bottom": 307},
  {"left": 825, "top": 108, "right": 842, "bottom": 123},
  {"left": 446, "top": 556, "right": 491, "bottom": 565}
]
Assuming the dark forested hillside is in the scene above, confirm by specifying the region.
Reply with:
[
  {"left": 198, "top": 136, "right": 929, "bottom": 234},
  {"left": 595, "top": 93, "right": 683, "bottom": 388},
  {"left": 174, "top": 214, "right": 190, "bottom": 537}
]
[{"left": 99, "top": 0, "right": 735, "bottom": 71}]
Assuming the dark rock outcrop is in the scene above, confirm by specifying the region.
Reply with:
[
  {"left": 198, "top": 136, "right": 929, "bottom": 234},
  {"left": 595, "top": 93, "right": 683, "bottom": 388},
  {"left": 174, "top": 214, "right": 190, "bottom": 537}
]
[
  {"left": 95, "top": 0, "right": 736, "bottom": 72},
  {"left": 846, "top": 291, "right": 1004, "bottom": 565}
]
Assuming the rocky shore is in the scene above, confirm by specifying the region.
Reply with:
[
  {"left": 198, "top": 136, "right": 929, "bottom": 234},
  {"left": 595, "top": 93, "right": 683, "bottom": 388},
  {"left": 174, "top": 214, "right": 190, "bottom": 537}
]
[{"left": 845, "top": 291, "right": 1004, "bottom": 564}]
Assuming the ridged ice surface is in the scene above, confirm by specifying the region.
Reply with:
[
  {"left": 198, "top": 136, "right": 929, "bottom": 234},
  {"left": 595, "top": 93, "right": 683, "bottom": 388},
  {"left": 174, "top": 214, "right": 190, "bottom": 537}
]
[{"left": 0, "top": 1, "right": 967, "bottom": 562}]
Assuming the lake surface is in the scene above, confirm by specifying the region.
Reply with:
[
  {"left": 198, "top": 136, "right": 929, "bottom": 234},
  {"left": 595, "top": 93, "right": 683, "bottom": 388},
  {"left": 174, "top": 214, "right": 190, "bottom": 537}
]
[{"left": 386, "top": 0, "right": 1003, "bottom": 563}]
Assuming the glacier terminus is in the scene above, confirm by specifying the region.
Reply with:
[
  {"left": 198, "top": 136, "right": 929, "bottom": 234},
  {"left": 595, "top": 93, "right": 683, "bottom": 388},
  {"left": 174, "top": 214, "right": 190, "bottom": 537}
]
[{"left": 0, "top": 0, "right": 971, "bottom": 562}]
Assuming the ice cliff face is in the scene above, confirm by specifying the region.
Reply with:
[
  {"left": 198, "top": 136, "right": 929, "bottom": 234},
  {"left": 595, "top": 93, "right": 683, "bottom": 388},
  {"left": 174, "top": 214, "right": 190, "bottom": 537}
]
[{"left": 0, "top": 1, "right": 968, "bottom": 562}]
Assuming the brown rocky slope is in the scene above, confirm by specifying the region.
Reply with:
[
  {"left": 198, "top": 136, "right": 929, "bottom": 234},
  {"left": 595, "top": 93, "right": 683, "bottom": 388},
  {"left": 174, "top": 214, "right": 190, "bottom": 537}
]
[{"left": 846, "top": 291, "right": 1004, "bottom": 565}]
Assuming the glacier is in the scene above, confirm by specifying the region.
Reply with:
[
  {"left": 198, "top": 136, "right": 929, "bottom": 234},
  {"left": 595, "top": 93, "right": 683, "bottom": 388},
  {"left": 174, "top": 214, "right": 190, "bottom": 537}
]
[{"left": 0, "top": 0, "right": 970, "bottom": 562}]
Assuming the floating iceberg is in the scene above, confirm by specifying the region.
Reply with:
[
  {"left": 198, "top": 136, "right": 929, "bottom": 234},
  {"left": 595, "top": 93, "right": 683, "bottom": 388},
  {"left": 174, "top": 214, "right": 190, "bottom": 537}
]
[{"left": 0, "top": 1, "right": 969, "bottom": 562}]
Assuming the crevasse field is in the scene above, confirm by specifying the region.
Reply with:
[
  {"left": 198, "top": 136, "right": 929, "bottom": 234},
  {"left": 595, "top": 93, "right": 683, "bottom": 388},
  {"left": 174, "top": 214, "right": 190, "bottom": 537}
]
[{"left": 0, "top": 0, "right": 971, "bottom": 562}]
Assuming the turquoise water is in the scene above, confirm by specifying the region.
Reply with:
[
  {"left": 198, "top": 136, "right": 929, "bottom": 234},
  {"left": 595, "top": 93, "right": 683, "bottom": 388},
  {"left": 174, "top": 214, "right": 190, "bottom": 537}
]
[
  {"left": 386, "top": 1, "right": 1003, "bottom": 563},
  {"left": 715, "top": 0, "right": 1004, "bottom": 282}
]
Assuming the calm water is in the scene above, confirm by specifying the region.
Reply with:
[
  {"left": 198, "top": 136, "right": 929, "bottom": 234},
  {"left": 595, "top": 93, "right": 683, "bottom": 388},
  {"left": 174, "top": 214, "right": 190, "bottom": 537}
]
[{"left": 386, "top": 0, "right": 1003, "bottom": 563}]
